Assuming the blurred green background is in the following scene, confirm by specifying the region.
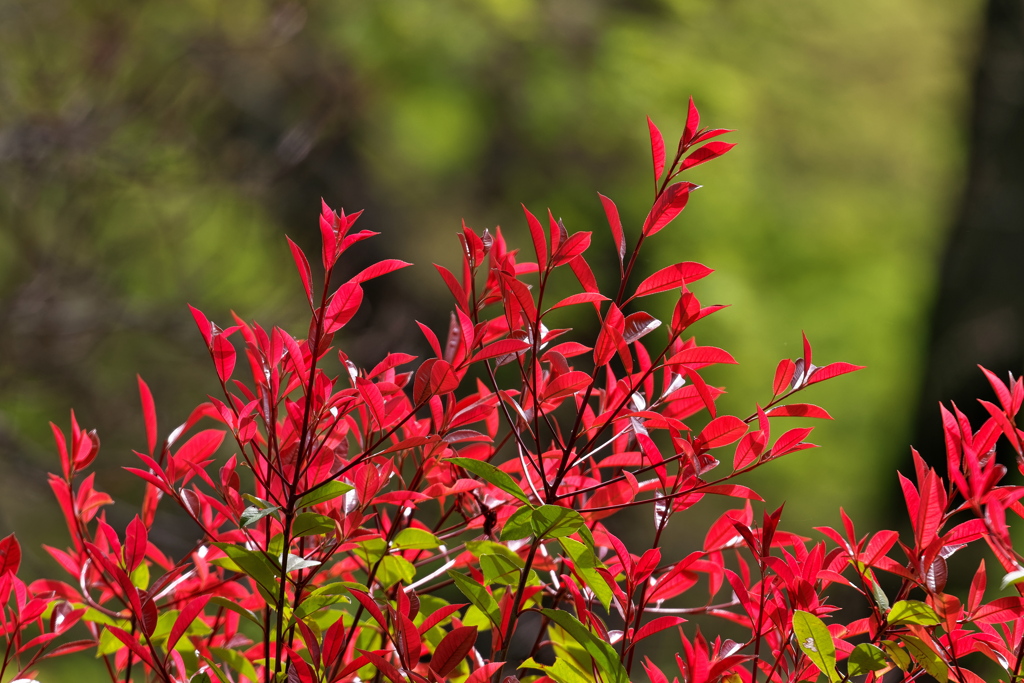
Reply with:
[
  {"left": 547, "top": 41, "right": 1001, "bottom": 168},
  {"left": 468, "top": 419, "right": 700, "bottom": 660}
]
[{"left": 0, "top": 0, "right": 991, "bottom": 602}]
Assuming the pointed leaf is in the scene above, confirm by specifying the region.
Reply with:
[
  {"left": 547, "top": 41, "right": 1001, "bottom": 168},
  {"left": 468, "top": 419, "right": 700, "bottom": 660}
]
[
  {"left": 123, "top": 516, "right": 147, "bottom": 573},
  {"left": 792, "top": 610, "right": 839, "bottom": 682},
  {"left": 642, "top": 182, "right": 696, "bottom": 237},
  {"left": 680, "top": 141, "right": 736, "bottom": 171},
  {"left": 599, "top": 193, "right": 626, "bottom": 264},
  {"left": 430, "top": 625, "right": 478, "bottom": 676},
  {"left": 806, "top": 362, "right": 866, "bottom": 385},
  {"left": 287, "top": 237, "right": 314, "bottom": 307},
  {"left": 648, "top": 117, "right": 666, "bottom": 184},
  {"left": 447, "top": 457, "right": 531, "bottom": 505},
  {"left": 632, "top": 262, "right": 714, "bottom": 299},
  {"left": 137, "top": 376, "right": 157, "bottom": 456},
  {"left": 767, "top": 404, "right": 833, "bottom": 419},
  {"left": 0, "top": 535, "right": 20, "bottom": 576}
]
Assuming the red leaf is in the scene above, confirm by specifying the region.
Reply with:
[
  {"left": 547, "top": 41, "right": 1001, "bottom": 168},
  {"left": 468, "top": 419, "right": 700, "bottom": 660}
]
[
  {"left": 682, "top": 96, "right": 700, "bottom": 148},
  {"left": 642, "top": 182, "right": 696, "bottom": 236},
  {"left": 356, "top": 649, "right": 405, "bottom": 683},
  {"left": 40, "top": 639, "right": 95, "bottom": 659},
  {"left": 418, "top": 603, "right": 467, "bottom": 635},
  {"left": 430, "top": 625, "right": 478, "bottom": 676},
  {"left": 546, "top": 341, "right": 591, "bottom": 358},
  {"left": 167, "top": 594, "right": 210, "bottom": 652},
  {"left": 547, "top": 292, "right": 609, "bottom": 312},
  {"left": 0, "top": 535, "right": 21, "bottom": 576},
  {"left": 189, "top": 305, "right": 213, "bottom": 348},
  {"left": 349, "top": 590, "right": 389, "bottom": 632},
  {"left": 368, "top": 352, "right": 418, "bottom": 379},
  {"left": 552, "top": 231, "right": 592, "bottom": 266},
  {"left": 356, "top": 377, "right": 387, "bottom": 429},
  {"left": 545, "top": 371, "right": 593, "bottom": 401},
  {"left": 594, "top": 304, "right": 625, "bottom": 367},
  {"left": 470, "top": 339, "right": 531, "bottom": 363},
  {"left": 417, "top": 321, "right": 443, "bottom": 359},
  {"left": 698, "top": 416, "right": 747, "bottom": 449},
  {"left": 599, "top": 193, "right": 626, "bottom": 264},
  {"left": 569, "top": 254, "right": 600, "bottom": 293},
  {"left": 466, "top": 663, "right": 505, "bottom": 683},
  {"left": 287, "top": 237, "right": 314, "bottom": 307},
  {"left": 123, "top": 516, "right": 147, "bottom": 573},
  {"left": 648, "top": 116, "right": 666, "bottom": 184},
  {"left": 683, "top": 366, "right": 717, "bottom": 418},
  {"left": 352, "top": 259, "right": 412, "bottom": 284},
  {"left": 700, "top": 484, "right": 763, "bottom": 501},
  {"left": 523, "top": 204, "right": 547, "bottom": 272},
  {"left": 691, "top": 128, "right": 735, "bottom": 146},
  {"left": 733, "top": 431, "right": 766, "bottom": 470},
  {"left": 766, "top": 404, "right": 833, "bottom": 419},
  {"left": 632, "top": 262, "right": 714, "bottom": 299},
  {"left": 667, "top": 346, "right": 737, "bottom": 367},
  {"left": 137, "top": 376, "right": 157, "bottom": 456},
  {"left": 174, "top": 429, "right": 226, "bottom": 465},
  {"left": 771, "top": 427, "right": 815, "bottom": 457},
  {"left": 974, "top": 596, "right": 1024, "bottom": 624},
  {"left": 806, "top": 362, "right": 865, "bottom": 385},
  {"left": 772, "top": 359, "right": 796, "bottom": 396},
  {"left": 434, "top": 264, "right": 468, "bottom": 313},
  {"left": 968, "top": 560, "right": 986, "bottom": 614},
  {"left": 634, "top": 615, "right": 686, "bottom": 643},
  {"left": 679, "top": 141, "right": 736, "bottom": 171},
  {"left": 106, "top": 625, "right": 158, "bottom": 670},
  {"left": 393, "top": 610, "right": 422, "bottom": 666},
  {"left": 643, "top": 658, "right": 671, "bottom": 683},
  {"left": 324, "top": 282, "right": 364, "bottom": 333},
  {"left": 211, "top": 332, "right": 236, "bottom": 383},
  {"left": 413, "top": 359, "right": 460, "bottom": 404}
]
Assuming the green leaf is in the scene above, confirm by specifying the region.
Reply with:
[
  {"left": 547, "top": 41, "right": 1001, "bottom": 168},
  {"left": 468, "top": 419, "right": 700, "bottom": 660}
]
[
  {"left": 296, "top": 480, "right": 354, "bottom": 508},
  {"left": 377, "top": 555, "right": 416, "bottom": 588},
  {"left": 467, "top": 540, "right": 525, "bottom": 566},
  {"left": 355, "top": 537, "right": 388, "bottom": 564},
  {"left": 211, "top": 543, "right": 280, "bottom": 595},
  {"left": 392, "top": 527, "right": 441, "bottom": 550},
  {"left": 882, "top": 639, "right": 913, "bottom": 671},
  {"left": 902, "top": 635, "right": 949, "bottom": 682},
  {"left": 240, "top": 504, "right": 280, "bottom": 527},
  {"left": 199, "top": 657, "right": 233, "bottom": 683},
  {"left": 211, "top": 646, "right": 259, "bottom": 683},
  {"left": 557, "top": 537, "right": 612, "bottom": 610},
  {"left": 500, "top": 506, "right": 535, "bottom": 541},
  {"left": 480, "top": 553, "right": 522, "bottom": 586},
  {"left": 869, "top": 577, "right": 890, "bottom": 614},
  {"left": 291, "top": 512, "right": 335, "bottom": 536},
  {"left": 1002, "top": 569, "right": 1024, "bottom": 589},
  {"left": 520, "top": 654, "right": 596, "bottom": 683},
  {"left": 848, "top": 643, "right": 888, "bottom": 676},
  {"left": 888, "top": 600, "right": 940, "bottom": 626},
  {"left": 449, "top": 571, "right": 501, "bottom": 628},
  {"left": 531, "top": 505, "right": 585, "bottom": 538},
  {"left": 130, "top": 561, "right": 150, "bottom": 590},
  {"left": 539, "top": 608, "right": 628, "bottom": 683},
  {"left": 242, "top": 494, "right": 276, "bottom": 509},
  {"left": 792, "top": 610, "right": 839, "bottom": 683},
  {"left": 447, "top": 457, "right": 531, "bottom": 505},
  {"left": 209, "top": 596, "right": 263, "bottom": 629}
]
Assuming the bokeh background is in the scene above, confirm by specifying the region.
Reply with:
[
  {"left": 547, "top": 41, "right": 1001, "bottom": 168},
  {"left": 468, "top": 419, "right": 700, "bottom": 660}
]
[{"left": 3, "top": 0, "right": 1021, "bottom": 671}]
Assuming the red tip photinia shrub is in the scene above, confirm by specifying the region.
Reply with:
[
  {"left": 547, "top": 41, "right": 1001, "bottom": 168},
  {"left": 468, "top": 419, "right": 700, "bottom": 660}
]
[{"left": 3, "top": 98, "right": 1024, "bottom": 683}]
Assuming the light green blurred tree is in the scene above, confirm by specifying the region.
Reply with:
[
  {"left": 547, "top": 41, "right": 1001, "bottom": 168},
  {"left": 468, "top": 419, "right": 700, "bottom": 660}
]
[{"left": 0, "top": 0, "right": 981, "bottom": 562}]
